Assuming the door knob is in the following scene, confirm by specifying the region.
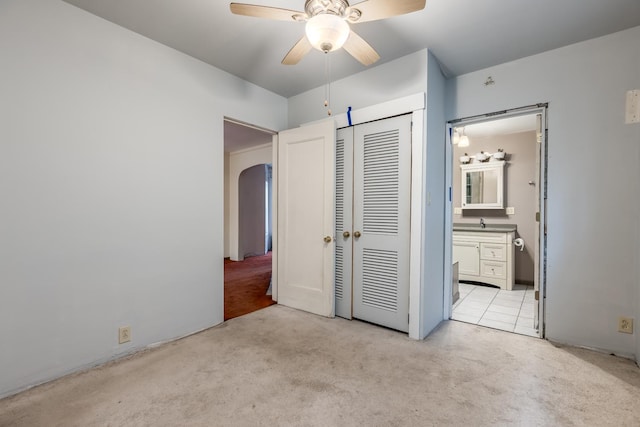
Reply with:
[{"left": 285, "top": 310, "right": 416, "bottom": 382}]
[
  {"left": 324, "top": 236, "right": 332, "bottom": 243},
  {"left": 353, "top": 231, "right": 361, "bottom": 238},
  {"left": 343, "top": 231, "right": 350, "bottom": 238}
]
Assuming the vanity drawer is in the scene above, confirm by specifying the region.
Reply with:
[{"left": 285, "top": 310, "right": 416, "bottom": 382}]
[
  {"left": 480, "top": 260, "right": 506, "bottom": 279},
  {"left": 480, "top": 243, "right": 506, "bottom": 261}
]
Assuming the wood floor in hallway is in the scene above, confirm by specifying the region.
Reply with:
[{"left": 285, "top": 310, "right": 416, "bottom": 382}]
[{"left": 224, "top": 251, "right": 275, "bottom": 320}]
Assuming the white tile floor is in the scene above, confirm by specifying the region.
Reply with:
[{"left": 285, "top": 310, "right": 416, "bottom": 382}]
[{"left": 452, "top": 283, "right": 538, "bottom": 337}]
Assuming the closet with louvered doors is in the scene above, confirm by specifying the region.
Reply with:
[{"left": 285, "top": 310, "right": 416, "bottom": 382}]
[{"left": 335, "top": 114, "right": 412, "bottom": 333}]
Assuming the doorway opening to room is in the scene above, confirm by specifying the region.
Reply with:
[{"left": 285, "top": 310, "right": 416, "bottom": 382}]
[
  {"left": 446, "top": 105, "right": 548, "bottom": 338},
  {"left": 224, "top": 118, "right": 276, "bottom": 320}
]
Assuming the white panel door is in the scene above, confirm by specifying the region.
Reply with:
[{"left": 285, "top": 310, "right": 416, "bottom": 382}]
[
  {"left": 277, "top": 120, "right": 336, "bottom": 317},
  {"left": 335, "top": 127, "right": 354, "bottom": 319},
  {"left": 352, "top": 114, "right": 411, "bottom": 332}
]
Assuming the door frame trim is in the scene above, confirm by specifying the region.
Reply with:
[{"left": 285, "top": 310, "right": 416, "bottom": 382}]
[{"left": 274, "top": 93, "right": 426, "bottom": 338}]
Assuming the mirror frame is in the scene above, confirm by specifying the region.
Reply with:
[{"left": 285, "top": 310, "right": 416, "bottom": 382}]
[{"left": 460, "top": 161, "right": 505, "bottom": 209}]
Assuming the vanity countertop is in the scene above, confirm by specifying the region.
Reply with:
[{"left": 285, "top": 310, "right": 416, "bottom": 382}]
[{"left": 453, "top": 223, "right": 517, "bottom": 233}]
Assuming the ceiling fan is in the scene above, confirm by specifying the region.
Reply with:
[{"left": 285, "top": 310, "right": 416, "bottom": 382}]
[{"left": 230, "top": 0, "right": 426, "bottom": 66}]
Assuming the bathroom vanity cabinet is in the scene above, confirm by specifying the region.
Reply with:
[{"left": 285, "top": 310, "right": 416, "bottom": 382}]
[{"left": 452, "top": 227, "right": 515, "bottom": 290}]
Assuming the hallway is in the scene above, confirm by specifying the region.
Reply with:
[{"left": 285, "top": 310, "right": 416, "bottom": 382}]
[{"left": 224, "top": 252, "right": 275, "bottom": 320}]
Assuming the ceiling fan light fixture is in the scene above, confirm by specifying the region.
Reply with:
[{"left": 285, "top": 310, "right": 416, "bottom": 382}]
[{"left": 305, "top": 14, "right": 350, "bottom": 53}]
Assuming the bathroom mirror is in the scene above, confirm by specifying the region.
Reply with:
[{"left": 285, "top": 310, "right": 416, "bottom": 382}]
[{"left": 460, "top": 161, "right": 505, "bottom": 209}]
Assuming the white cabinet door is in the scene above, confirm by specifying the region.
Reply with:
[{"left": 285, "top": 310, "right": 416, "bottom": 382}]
[
  {"left": 277, "top": 120, "right": 336, "bottom": 317},
  {"left": 352, "top": 115, "right": 411, "bottom": 333},
  {"left": 452, "top": 242, "right": 480, "bottom": 276},
  {"left": 335, "top": 127, "right": 353, "bottom": 320}
]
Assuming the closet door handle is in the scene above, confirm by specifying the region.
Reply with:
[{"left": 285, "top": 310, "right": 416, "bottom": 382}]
[
  {"left": 353, "top": 231, "right": 361, "bottom": 238},
  {"left": 324, "top": 236, "right": 332, "bottom": 243},
  {"left": 343, "top": 231, "right": 350, "bottom": 238}
]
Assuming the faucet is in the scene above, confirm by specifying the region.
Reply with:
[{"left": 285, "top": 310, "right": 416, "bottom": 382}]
[{"left": 480, "top": 218, "right": 486, "bottom": 229}]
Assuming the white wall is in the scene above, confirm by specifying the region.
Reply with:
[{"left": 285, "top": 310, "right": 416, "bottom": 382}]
[
  {"left": 228, "top": 144, "right": 273, "bottom": 261},
  {"left": 288, "top": 50, "right": 429, "bottom": 127},
  {"left": 421, "top": 50, "right": 447, "bottom": 337},
  {"left": 448, "top": 26, "right": 640, "bottom": 357},
  {"left": 0, "top": 0, "right": 287, "bottom": 398}
]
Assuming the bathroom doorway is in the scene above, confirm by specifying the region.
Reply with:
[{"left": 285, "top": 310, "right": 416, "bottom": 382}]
[{"left": 445, "top": 106, "right": 548, "bottom": 338}]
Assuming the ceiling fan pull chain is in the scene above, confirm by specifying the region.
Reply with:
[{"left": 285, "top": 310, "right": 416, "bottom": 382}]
[
  {"left": 324, "top": 52, "right": 329, "bottom": 108},
  {"left": 324, "top": 52, "right": 332, "bottom": 116}
]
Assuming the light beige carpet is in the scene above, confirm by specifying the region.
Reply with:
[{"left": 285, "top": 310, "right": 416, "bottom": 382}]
[{"left": 1, "top": 305, "right": 639, "bottom": 426}]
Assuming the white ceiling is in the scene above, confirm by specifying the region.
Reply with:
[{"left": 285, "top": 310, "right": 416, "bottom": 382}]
[
  {"left": 224, "top": 120, "right": 275, "bottom": 153},
  {"left": 62, "top": 0, "right": 640, "bottom": 98},
  {"left": 463, "top": 114, "right": 538, "bottom": 139}
]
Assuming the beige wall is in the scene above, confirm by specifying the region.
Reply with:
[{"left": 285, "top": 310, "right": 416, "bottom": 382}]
[
  {"left": 453, "top": 130, "right": 537, "bottom": 284},
  {"left": 224, "top": 152, "right": 230, "bottom": 258},
  {"left": 239, "top": 165, "right": 267, "bottom": 258}
]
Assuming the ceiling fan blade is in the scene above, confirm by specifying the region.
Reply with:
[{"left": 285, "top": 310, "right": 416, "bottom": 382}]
[
  {"left": 230, "top": 3, "right": 306, "bottom": 22},
  {"left": 349, "top": 0, "right": 426, "bottom": 23},
  {"left": 282, "top": 37, "right": 313, "bottom": 65},
  {"left": 343, "top": 30, "right": 380, "bottom": 66}
]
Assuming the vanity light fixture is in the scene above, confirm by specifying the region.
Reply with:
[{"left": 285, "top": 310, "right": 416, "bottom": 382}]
[
  {"left": 458, "top": 127, "right": 470, "bottom": 147},
  {"left": 452, "top": 128, "right": 461, "bottom": 145}
]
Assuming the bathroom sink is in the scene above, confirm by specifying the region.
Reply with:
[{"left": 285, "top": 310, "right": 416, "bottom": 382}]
[{"left": 453, "top": 223, "right": 517, "bottom": 232}]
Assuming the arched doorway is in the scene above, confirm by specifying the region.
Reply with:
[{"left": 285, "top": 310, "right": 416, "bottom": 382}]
[{"left": 238, "top": 164, "right": 271, "bottom": 259}]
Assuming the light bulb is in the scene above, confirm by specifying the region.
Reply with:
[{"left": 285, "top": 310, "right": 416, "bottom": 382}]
[
  {"left": 452, "top": 129, "right": 460, "bottom": 145},
  {"left": 459, "top": 135, "right": 470, "bottom": 147}
]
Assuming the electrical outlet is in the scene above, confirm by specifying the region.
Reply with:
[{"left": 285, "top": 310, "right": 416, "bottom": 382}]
[
  {"left": 119, "top": 326, "right": 131, "bottom": 344},
  {"left": 454, "top": 207, "right": 462, "bottom": 215},
  {"left": 618, "top": 317, "right": 634, "bottom": 334},
  {"left": 506, "top": 207, "right": 515, "bottom": 215}
]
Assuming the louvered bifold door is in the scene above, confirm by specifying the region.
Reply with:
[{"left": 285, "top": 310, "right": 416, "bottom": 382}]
[
  {"left": 352, "top": 114, "right": 411, "bottom": 332},
  {"left": 335, "top": 127, "right": 354, "bottom": 319}
]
